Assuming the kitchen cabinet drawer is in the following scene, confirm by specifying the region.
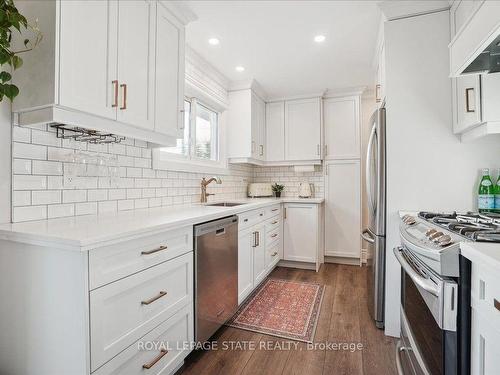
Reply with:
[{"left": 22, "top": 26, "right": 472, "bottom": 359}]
[
  {"left": 238, "top": 209, "right": 265, "bottom": 231},
  {"left": 266, "top": 227, "right": 280, "bottom": 245},
  {"left": 90, "top": 252, "right": 193, "bottom": 371},
  {"left": 93, "top": 303, "right": 193, "bottom": 375},
  {"left": 265, "top": 215, "right": 281, "bottom": 233},
  {"left": 471, "top": 261, "right": 500, "bottom": 330},
  {"left": 89, "top": 226, "right": 192, "bottom": 290},
  {"left": 265, "top": 204, "right": 281, "bottom": 219},
  {"left": 266, "top": 242, "right": 281, "bottom": 271}
]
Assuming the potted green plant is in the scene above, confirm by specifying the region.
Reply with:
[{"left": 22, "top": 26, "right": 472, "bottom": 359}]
[
  {"left": 271, "top": 183, "right": 284, "bottom": 198},
  {"left": 0, "top": 0, "right": 42, "bottom": 101}
]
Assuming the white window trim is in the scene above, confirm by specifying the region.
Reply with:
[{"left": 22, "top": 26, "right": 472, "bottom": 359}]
[{"left": 152, "top": 102, "right": 229, "bottom": 175}]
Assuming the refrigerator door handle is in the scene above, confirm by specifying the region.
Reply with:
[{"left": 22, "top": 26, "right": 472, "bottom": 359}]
[
  {"left": 366, "top": 124, "right": 377, "bottom": 213},
  {"left": 361, "top": 229, "right": 375, "bottom": 244}
]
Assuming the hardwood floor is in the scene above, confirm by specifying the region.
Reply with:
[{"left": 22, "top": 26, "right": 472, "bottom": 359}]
[{"left": 179, "top": 264, "right": 398, "bottom": 375}]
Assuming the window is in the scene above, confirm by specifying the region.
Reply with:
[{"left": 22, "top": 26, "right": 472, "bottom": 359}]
[{"left": 162, "top": 98, "right": 219, "bottom": 162}]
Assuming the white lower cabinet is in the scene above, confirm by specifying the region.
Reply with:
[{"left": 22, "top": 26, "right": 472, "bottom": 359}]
[
  {"left": 283, "top": 203, "right": 321, "bottom": 270},
  {"left": 471, "top": 309, "right": 500, "bottom": 375},
  {"left": 90, "top": 252, "right": 193, "bottom": 371},
  {"left": 237, "top": 207, "right": 283, "bottom": 305},
  {"left": 238, "top": 227, "right": 255, "bottom": 304},
  {"left": 324, "top": 160, "right": 361, "bottom": 259},
  {"left": 93, "top": 304, "right": 193, "bottom": 375}
]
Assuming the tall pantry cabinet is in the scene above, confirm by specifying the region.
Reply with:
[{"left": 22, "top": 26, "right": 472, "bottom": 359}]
[{"left": 323, "top": 95, "right": 362, "bottom": 261}]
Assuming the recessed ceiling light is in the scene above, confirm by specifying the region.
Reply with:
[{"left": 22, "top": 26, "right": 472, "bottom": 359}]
[
  {"left": 314, "top": 35, "right": 326, "bottom": 43},
  {"left": 235, "top": 66, "right": 245, "bottom": 72},
  {"left": 208, "top": 38, "right": 220, "bottom": 46}
]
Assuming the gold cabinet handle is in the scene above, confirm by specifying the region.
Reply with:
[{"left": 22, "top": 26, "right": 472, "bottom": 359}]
[
  {"left": 141, "top": 245, "right": 167, "bottom": 255},
  {"left": 112, "top": 80, "right": 119, "bottom": 108},
  {"left": 142, "top": 349, "right": 168, "bottom": 369},
  {"left": 271, "top": 208, "right": 279, "bottom": 212},
  {"left": 271, "top": 233, "right": 278, "bottom": 238},
  {"left": 494, "top": 299, "right": 500, "bottom": 312},
  {"left": 260, "top": 145, "right": 264, "bottom": 156},
  {"left": 284, "top": 208, "right": 286, "bottom": 219},
  {"left": 271, "top": 221, "right": 278, "bottom": 224},
  {"left": 465, "top": 87, "right": 475, "bottom": 113},
  {"left": 120, "top": 83, "right": 127, "bottom": 110},
  {"left": 271, "top": 251, "right": 278, "bottom": 257},
  {"left": 141, "top": 291, "right": 167, "bottom": 305},
  {"left": 317, "top": 144, "right": 320, "bottom": 155}
]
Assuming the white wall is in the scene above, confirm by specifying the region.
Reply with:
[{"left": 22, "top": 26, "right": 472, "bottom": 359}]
[
  {"left": 384, "top": 10, "right": 500, "bottom": 337},
  {"left": 0, "top": 101, "right": 11, "bottom": 224}
]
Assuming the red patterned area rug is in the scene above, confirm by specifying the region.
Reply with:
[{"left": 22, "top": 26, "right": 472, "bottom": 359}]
[{"left": 227, "top": 278, "right": 325, "bottom": 343}]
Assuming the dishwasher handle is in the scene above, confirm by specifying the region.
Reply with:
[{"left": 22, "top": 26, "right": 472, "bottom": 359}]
[{"left": 194, "top": 216, "right": 238, "bottom": 237}]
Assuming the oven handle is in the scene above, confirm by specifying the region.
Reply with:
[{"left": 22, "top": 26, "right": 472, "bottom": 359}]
[
  {"left": 393, "top": 247, "right": 439, "bottom": 297},
  {"left": 395, "top": 341, "right": 406, "bottom": 375}
]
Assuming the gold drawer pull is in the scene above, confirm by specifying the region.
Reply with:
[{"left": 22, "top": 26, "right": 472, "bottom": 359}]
[
  {"left": 271, "top": 208, "right": 279, "bottom": 212},
  {"left": 494, "top": 299, "right": 500, "bottom": 311},
  {"left": 142, "top": 349, "right": 168, "bottom": 369},
  {"left": 271, "top": 252, "right": 278, "bottom": 257},
  {"left": 271, "top": 233, "right": 278, "bottom": 238},
  {"left": 271, "top": 221, "right": 278, "bottom": 224},
  {"left": 141, "top": 245, "right": 167, "bottom": 255},
  {"left": 141, "top": 291, "right": 167, "bottom": 306}
]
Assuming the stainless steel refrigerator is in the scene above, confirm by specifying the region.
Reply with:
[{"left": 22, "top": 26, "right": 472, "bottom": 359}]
[{"left": 361, "top": 107, "right": 386, "bottom": 329}]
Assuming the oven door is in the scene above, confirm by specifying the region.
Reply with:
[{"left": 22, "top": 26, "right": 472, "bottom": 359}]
[{"left": 394, "top": 247, "right": 458, "bottom": 375}]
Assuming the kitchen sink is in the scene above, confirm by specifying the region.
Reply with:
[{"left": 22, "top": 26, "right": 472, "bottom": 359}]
[{"left": 206, "top": 202, "right": 246, "bottom": 207}]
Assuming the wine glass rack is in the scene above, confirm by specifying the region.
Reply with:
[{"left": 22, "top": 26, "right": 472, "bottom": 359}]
[{"left": 50, "top": 123, "right": 126, "bottom": 144}]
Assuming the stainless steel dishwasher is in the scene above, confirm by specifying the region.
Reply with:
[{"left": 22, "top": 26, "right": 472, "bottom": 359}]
[{"left": 194, "top": 215, "right": 238, "bottom": 343}]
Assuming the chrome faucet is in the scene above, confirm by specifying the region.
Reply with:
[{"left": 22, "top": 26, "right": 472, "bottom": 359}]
[{"left": 200, "top": 176, "right": 222, "bottom": 203}]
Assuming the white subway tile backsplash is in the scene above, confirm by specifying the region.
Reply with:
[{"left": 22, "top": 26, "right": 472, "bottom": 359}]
[
  {"left": 32, "top": 190, "right": 61, "bottom": 205},
  {"left": 31, "top": 129, "right": 61, "bottom": 147},
  {"left": 75, "top": 202, "right": 97, "bottom": 216},
  {"left": 13, "top": 142, "right": 46, "bottom": 160},
  {"left": 13, "top": 191, "right": 31, "bottom": 206},
  {"left": 13, "top": 175, "right": 47, "bottom": 190},
  {"left": 88, "top": 189, "right": 108, "bottom": 202},
  {"left": 12, "top": 127, "right": 31, "bottom": 143},
  {"left": 13, "top": 206, "right": 47, "bottom": 222},
  {"left": 10, "top": 125, "right": 256, "bottom": 222},
  {"left": 62, "top": 190, "right": 87, "bottom": 203},
  {"left": 48, "top": 204, "right": 75, "bottom": 219},
  {"left": 98, "top": 200, "right": 117, "bottom": 213},
  {"left": 13, "top": 159, "right": 31, "bottom": 174},
  {"left": 32, "top": 160, "right": 63, "bottom": 175}
]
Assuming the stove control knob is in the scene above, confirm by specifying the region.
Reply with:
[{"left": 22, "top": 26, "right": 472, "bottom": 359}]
[
  {"left": 426, "top": 229, "right": 437, "bottom": 237},
  {"left": 438, "top": 235, "right": 452, "bottom": 246},
  {"left": 403, "top": 216, "right": 416, "bottom": 225},
  {"left": 429, "top": 231, "right": 443, "bottom": 241}
]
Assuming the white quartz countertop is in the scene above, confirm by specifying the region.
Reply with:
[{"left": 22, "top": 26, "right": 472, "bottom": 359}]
[
  {"left": 0, "top": 197, "right": 324, "bottom": 251},
  {"left": 460, "top": 241, "right": 500, "bottom": 270}
]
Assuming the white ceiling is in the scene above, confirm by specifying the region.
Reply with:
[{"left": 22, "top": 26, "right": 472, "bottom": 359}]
[{"left": 183, "top": 0, "right": 382, "bottom": 98}]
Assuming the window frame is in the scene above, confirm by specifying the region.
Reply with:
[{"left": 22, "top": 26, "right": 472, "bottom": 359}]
[{"left": 152, "top": 97, "right": 228, "bottom": 174}]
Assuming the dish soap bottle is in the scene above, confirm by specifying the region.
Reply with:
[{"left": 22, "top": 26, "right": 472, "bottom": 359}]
[{"left": 478, "top": 168, "right": 494, "bottom": 213}]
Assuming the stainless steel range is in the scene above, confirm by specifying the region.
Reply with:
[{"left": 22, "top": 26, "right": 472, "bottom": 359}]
[{"left": 394, "top": 211, "right": 500, "bottom": 375}]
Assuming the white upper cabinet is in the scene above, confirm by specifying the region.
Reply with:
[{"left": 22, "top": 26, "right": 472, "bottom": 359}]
[
  {"left": 284, "top": 97, "right": 322, "bottom": 161},
  {"left": 227, "top": 88, "right": 266, "bottom": 162},
  {"left": 323, "top": 96, "right": 360, "bottom": 160},
  {"left": 58, "top": 0, "right": 118, "bottom": 120},
  {"left": 265, "top": 101, "right": 285, "bottom": 162},
  {"left": 450, "top": 1, "right": 500, "bottom": 140},
  {"left": 154, "top": 3, "right": 185, "bottom": 138},
  {"left": 116, "top": 0, "right": 156, "bottom": 130},
  {"left": 13, "top": 0, "right": 190, "bottom": 146}
]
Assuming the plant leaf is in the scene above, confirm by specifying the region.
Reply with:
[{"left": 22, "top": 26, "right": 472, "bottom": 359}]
[
  {"left": 3, "top": 83, "right": 18, "bottom": 100},
  {"left": 11, "top": 55, "right": 22, "bottom": 69},
  {"left": 0, "top": 71, "right": 11, "bottom": 82}
]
